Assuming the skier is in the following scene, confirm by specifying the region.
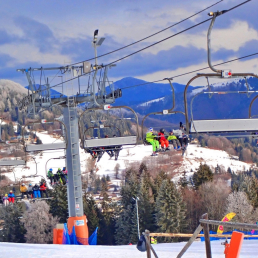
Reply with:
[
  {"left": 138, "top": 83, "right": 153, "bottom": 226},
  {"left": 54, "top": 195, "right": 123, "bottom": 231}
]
[
  {"left": 181, "top": 133, "right": 189, "bottom": 156},
  {"left": 146, "top": 127, "right": 159, "bottom": 156},
  {"left": 20, "top": 183, "right": 28, "bottom": 199},
  {"left": 40, "top": 181, "right": 48, "bottom": 198},
  {"left": 62, "top": 167, "right": 68, "bottom": 183},
  {"left": 158, "top": 128, "right": 170, "bottom": 151},
  {"left": 56, "top": 168, "right": 65, "bottom": 185},
  {"left": 47, "top": 168, "right": 55, "bottom": 185},
  {"left": 111, "top": 135, "right": 122, "bottom": 161},
  {"left": 104, "top": 135, "right": 115, "bottom": 158},
  {"left": 8, "top": 190, "right": 15, "bottom": 203},
  {"left": 27, "top": 183, "right": 33, "bottom": 198},
  {"left": 167, "top": 131, "right": 181, "bottom": 150},
  {"left": 3, "top": 194, "right": 9, "bottom": 206},
  {"left": 32, "top": 184, "right": 41, "bottom": 198}
]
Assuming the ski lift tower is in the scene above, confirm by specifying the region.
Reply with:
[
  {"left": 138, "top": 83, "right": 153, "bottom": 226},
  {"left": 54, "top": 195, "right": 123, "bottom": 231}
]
[{"left": 17, "top": 30, "right": 121, "bottom": 245}]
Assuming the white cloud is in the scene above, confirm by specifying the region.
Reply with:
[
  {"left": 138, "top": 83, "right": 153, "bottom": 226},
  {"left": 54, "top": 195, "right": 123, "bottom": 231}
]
[
  {"left": 0, "top": 44, "right": 71, "bottom": 66},
  {"left": 121, "top": 57, "right": 258, "bottom": 86}
]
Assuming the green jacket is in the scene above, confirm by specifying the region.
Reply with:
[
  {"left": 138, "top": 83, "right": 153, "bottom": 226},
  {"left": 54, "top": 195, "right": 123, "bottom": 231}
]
[
  {"left": 167, "top": 135, "right": 177, "bottom": 141},
  {"left": 47, "top": 170, "right": 54, "bottom": 178},
  {"left": 146, "top": 132, "right": 156, "bottom": 142}
]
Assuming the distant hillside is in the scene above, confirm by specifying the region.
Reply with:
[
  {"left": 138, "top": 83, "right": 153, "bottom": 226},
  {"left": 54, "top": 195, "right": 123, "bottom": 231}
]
[
  {"left": 112, "top": 77, "right": 258, "bottom": 129},
  {"left": 0, "top": 80, "right": 27, "bottom": 111}
]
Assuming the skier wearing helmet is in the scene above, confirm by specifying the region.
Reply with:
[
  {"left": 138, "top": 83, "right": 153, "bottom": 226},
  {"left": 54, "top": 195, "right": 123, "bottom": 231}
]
[
  {"left": 158, "top": 128, "right": 170, "bottom": 151},
  {"left": 47, "top": 168, "right": 55, "bottom": 185},
  {"left": 20, "top": 183, "right": 28, "bottom": 199},
  {"left": 3, "top": 194, "right": 9, "bottom": 206},
  {"left": 146, "top": 127, "right": 160, "bottom": 156},
  {"left": 27, "top": 183, "right": 33, "bottom": 198},
  {"left": 8, "top": 190, "right": 15, "bottom": 203}
]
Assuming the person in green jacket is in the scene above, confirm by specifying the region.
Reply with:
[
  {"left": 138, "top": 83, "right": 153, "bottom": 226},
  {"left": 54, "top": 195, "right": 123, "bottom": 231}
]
[
  {"left": 167, "top": 130, "right": 181, "bottom": 150},
  {"left": 146, "top": 127, "right": 159, "bottom": 156},
  {"left": 47, "top": 168, "right": 55, "bottom": 185}
]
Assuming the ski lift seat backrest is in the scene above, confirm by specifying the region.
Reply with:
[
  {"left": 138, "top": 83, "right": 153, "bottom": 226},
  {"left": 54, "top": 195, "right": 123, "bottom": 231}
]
[
  {"left": 26, "top": 142, "right": 66, "bottom": 152},
  {"left": 84, "top": 136, "right": 137, "bottom": 148},
  {"left": 190, "top": 118, "right": 258, "bottom": 134},
  {"left": 0, "top": 160, "right": 25, "bottom": 166}
]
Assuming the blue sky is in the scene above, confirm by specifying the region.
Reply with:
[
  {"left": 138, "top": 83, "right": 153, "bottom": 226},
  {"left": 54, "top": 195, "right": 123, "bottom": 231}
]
[{"left": 0, "top": 0, "right": 257, "bottom": 87}]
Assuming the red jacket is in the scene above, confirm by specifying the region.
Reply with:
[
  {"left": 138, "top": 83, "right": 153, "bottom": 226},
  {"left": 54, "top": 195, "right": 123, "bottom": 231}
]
[
  {"left": 40, "top": 183, "right": 47, "bottom": 191},
  {"left": 158, "top": 132, "right": 166, "bottom": 142}
]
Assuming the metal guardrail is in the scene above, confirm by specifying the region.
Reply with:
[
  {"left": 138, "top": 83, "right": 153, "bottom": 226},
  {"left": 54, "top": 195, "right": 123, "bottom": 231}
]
[{"left": 141, "top": 213, "right": 258, "bottom": 258}]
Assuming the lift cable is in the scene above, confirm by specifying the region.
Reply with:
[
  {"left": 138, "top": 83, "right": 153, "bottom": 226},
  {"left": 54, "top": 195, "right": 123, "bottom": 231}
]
[
  {"left": 35, "top": 0, "right": 251, "bottom": 94},
  {"left": 120, "top": 51, "right": 258, "bottom": 90},
  {"left": 68, "top": 0, "right": 224, "bottom": 67}
]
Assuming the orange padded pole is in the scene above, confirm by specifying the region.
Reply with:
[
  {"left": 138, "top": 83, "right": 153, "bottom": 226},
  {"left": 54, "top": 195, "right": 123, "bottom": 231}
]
[
  {"left": 225, "top": 232, "right": 244, "bottom": 258},
  {"left": 53, "top": 229, "right": 64, "bottom": 244},
  {"left": 67, "top": 215, "right": 89, "bottom": 245}
]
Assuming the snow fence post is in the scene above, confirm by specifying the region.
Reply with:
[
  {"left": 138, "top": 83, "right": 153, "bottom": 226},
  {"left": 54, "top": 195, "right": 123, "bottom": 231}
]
[
  {"left": 144, "top": 230, "right": 151, "bottom": 258},
  {"left": 201, "top": 213, "right": 212, "bottom": 258}
]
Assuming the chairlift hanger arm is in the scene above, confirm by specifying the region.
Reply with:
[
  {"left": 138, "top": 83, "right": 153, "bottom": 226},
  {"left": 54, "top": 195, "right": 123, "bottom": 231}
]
[
  {"left": 207, "top": 11, "right": 227, "bottom": 73},
  {"left": 249, "top": 94, "right": 258, "bottom": 118}
]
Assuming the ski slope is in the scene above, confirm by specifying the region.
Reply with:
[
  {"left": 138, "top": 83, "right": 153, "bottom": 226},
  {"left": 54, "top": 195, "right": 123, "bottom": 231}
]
[
  {"left": 0, "top": 239, "right": 257, "bottom": 258},
  {"left": 2, "top": 132, "right": 254, "bottom": 186}
]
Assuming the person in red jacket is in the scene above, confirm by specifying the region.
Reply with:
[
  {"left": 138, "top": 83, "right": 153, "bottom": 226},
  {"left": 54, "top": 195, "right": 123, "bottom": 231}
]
[
  {"left": 39, "top": 181, "right": 48, "bottom": 198},
  {"left": 158, "top": 128, "right": 170, "bottom": 151}
]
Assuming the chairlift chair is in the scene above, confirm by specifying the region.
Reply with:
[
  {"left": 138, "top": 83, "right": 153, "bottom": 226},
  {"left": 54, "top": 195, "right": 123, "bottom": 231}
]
[
  {"left": 21, "top": 119, "right": 68, "bottom": 152},
  {"left": 79, "top": 105, "right": 139, "bottom": 152},
  {"left": 183, "top": 10, "right": 258, "bottom": 137}
]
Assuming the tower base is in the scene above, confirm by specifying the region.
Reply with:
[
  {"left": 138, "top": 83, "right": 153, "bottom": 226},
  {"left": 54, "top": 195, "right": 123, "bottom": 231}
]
[{"left": 67, "top": 215, "right": 89, "bottom": 245}]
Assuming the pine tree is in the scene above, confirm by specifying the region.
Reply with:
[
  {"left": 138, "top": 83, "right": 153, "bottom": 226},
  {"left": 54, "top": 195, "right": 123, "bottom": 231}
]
[
  {"left": 192, "top": 163, "right": 213, "bottom": 189},
  {"left": 49, "top": 185, "right": 68, "bottom": 223},
  {"left": 115, "top": 203, "right": 137, "bottom": 245},
  {"left": 98, "top": 183, "right": 116, "bottom": 245},
  {"left": 178, "top": 171, "right": 189, "bottom": 188},
  {"left": 83, "top": 194, "right": 101, "bottom": 236},
  {"left": 0, "top": 204, "right": 26, "bottom": 243},
  {"left": 156, "top": 179, "right": 187, "bottom": 242}
]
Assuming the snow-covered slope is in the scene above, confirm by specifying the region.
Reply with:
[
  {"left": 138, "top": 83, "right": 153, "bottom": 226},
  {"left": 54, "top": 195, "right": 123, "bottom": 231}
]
[
  {"left": 2, "top": 132, "right": 254, "bottom": 185},
  {"left": 0, "top": 239, "right": 257, "bottom": 258}
]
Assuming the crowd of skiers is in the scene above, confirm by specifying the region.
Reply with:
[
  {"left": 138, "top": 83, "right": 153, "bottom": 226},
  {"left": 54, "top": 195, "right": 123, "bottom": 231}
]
[
  {"left": 146, "top": 122, "right": 189, "bottom": 156},
  {"left": 0, "top": 181, "right": 49, "bottom": 206},
  {"left": 47, "top": 167, "right": 68, "bottom": 185}
]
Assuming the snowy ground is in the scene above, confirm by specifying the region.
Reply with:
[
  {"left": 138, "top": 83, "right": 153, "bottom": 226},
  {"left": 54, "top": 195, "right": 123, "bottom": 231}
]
[
  {"left": 0, "top": 239, "right": 257, "bottom": 258},
  {"left": 2, "top": 132, "right": 255, "bottom": 186}
]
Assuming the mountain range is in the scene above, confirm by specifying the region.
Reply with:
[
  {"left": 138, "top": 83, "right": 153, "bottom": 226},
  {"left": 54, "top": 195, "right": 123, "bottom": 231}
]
[{"left": 20, "top": 75, "right": 258, "bottom": 129}]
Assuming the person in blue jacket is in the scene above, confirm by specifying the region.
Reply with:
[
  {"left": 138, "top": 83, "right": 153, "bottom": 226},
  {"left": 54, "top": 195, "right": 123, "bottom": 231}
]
[
  {"left": 32, "top": 184, "right": 41, "bottom": 198},
  {"left": 8, "top": 190, "right": 15, "bottom": 203}
]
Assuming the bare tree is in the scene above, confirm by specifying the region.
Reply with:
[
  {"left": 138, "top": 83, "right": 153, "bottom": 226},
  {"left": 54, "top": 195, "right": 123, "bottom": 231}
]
[
  {"left": 114, "top": 163, "right": 120, "bottom": 179},
  {"left": 198, "top": 179, "right": 231, "bottom": 224},
  {"left": 22, "top": 201, "right": 59, "bottom": 244},
  {"left": 226, "top": 191, "right": 258, "bottom": 224}
]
